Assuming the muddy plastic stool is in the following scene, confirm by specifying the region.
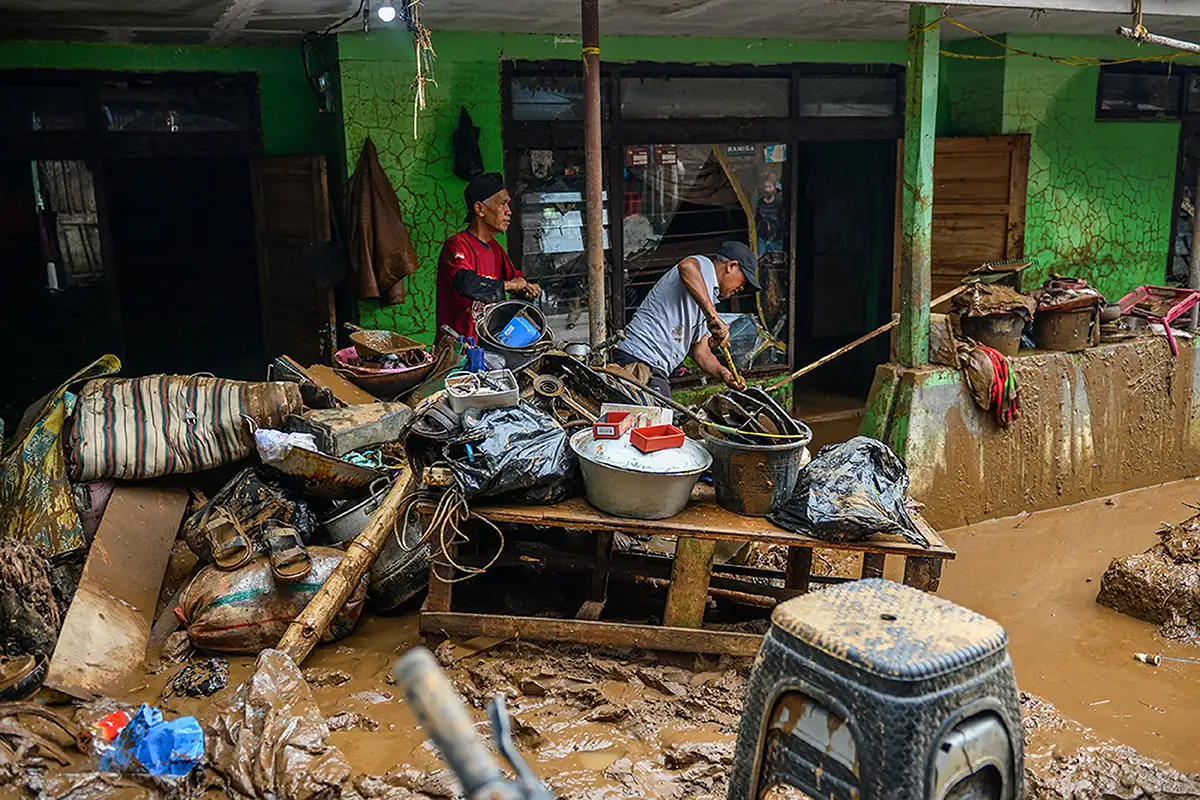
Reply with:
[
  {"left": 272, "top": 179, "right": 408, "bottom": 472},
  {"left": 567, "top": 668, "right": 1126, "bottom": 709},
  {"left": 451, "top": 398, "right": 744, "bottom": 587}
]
[{"left": 727, "top": 579, "right": 1022, "bottom": 800}]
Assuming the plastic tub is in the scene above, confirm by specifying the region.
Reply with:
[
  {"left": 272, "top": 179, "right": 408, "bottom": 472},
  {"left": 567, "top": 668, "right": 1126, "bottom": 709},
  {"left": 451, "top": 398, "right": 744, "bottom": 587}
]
[
  {"left": 703, "top": 427, "right": 813, "bottom": 517},
  {"left": 960, "top": 313, "right": 1024, "bottom": 356}
]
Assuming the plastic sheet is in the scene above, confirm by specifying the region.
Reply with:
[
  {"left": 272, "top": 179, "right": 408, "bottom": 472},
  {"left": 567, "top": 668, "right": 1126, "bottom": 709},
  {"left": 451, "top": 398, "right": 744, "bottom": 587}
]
[
  {"left": 209, "top": 649, "right": 352, "bottom": 800},
  {"left": 768, "top": 437, "right": 928, "bottom": 546},
  {"left": 409, "top": 401, "right": 579, "bottom": 505}
]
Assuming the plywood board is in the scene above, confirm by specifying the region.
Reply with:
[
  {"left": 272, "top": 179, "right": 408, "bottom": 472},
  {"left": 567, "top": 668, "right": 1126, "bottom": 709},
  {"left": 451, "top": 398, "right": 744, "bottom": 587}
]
[{"left": 46, "top": 485, "right": 189, "bottom": 699}]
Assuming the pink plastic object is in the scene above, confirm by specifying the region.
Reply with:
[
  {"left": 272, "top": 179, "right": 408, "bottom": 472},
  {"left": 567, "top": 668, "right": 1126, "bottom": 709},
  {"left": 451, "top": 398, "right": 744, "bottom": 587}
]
[
  {"left": 1118, "top": 286, "right": 1200, "bottom": 357},
  {"left": 630, "top": 424, "right": 686, "bottom": 453},
  {"left": 593, "top": 411, "right": 632, "bottom": 440}
]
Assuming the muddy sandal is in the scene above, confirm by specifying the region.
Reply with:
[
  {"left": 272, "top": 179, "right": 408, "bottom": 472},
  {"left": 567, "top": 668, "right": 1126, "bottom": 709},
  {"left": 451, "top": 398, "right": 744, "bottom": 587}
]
[
  {"left": 0, "top": 654, "right": 47, "bottom": 702},
  {"left": 263, "top": 521, "right": 312, "bottom": 583},
  {"left": 205, "top": 508, "right": 254, "bottom": 571}
]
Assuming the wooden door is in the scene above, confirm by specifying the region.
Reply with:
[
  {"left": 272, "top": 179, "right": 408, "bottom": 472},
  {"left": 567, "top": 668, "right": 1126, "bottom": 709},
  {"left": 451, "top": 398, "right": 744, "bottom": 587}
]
[
  {"left": 893, "top": 134, "right": 1031, "bottom": 312},
  {"left": 251, "top": 156, "right": 335, "bottom": 366}
]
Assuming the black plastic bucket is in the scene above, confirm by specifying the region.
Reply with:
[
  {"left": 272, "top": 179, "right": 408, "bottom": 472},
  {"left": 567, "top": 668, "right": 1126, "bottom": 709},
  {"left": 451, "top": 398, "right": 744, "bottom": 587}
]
[
  {"left": 476, "top": 301, "right": 552, "bottom": 371},
  {"left": 702, "top": 428, "right": 813, "bottom": 517}
]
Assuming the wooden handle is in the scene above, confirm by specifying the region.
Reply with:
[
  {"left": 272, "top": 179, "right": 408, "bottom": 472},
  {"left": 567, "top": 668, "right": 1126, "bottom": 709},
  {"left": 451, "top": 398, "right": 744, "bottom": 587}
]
[{"left": 276, "top": 468, "right": 415, "bottom": 665}]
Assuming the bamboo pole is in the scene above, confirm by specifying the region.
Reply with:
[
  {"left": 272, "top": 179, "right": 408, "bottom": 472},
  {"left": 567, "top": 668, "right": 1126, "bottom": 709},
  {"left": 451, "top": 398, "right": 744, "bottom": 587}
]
[
  {"left": 277, "top": 468, "right": 415, "bottom": 665},
  {"left": 768, "top": 284, "right": 968, "bottom": 392}
]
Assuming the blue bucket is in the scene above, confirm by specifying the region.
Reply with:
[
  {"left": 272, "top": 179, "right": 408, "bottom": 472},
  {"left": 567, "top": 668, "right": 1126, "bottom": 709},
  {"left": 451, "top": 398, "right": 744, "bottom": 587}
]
[{"left": 498, "top": 315, "right": 541, "bottom": 348}]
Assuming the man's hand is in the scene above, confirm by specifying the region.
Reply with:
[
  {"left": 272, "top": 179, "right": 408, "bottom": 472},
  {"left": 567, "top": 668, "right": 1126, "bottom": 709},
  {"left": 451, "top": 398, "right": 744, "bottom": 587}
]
[
  {"left": 706, "top": 314, "right": 730, "bottom": 349},
  {"left": 523, "top": 281, "right": 542, "bottom": 299},
  {"left": 504, "top": 276, "right": 529, "bottom": 295},
  {"left": 721, "top": 368, "right": 747, "bottom": 391}
]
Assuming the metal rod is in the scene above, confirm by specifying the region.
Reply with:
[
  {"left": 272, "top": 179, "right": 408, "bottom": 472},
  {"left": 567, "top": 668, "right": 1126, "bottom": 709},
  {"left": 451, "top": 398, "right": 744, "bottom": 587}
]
[
  {"left": 1116, "top": 26, "right": 1200, "bottom": 55},
  {"left": 582, "top": 0, "right": 607, "bottom": 353}
]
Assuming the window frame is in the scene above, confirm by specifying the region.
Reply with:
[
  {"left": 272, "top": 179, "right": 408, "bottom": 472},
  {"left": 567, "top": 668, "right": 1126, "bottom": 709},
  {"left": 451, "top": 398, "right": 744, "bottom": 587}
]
[
  {"left": 502, "top": 59, "right": 905, "bottom": 382},
  {"left": 1095, "top": 63, "right": 1192, "bottom": 122}
]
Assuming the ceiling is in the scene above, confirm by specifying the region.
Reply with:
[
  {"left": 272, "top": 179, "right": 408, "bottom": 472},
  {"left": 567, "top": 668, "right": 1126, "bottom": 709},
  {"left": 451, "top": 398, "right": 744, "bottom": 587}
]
[{"left": 1, "top": 0, "right": 1199, "bottom": 46}]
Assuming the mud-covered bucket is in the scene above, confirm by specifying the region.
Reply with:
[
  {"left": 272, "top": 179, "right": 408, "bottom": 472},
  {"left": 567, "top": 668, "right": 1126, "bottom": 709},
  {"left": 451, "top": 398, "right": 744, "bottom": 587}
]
[{"left": 703, "top": 428, "right": 813, "bottom": 517}]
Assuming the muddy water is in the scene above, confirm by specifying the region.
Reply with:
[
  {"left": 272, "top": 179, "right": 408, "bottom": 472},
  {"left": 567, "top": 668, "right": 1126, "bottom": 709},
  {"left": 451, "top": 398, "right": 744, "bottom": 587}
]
[{"left": 933, "top": 478, "right": 1200, "bottom": 771}]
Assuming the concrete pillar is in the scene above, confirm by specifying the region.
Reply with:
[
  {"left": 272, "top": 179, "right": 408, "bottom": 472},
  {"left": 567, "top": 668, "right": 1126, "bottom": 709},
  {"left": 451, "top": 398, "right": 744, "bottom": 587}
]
[{"left": 898, "top": 4, "right": 940, "bottom": 367}]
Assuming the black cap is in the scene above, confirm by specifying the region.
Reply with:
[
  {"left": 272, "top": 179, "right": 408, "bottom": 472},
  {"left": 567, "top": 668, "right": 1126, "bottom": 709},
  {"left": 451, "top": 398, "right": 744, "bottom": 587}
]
[
  {"left": 717, "top": 241, "right": 761, "bottom": 291},
  {"left": 464, "top": 172, "right": 506, "bottom": 212}
]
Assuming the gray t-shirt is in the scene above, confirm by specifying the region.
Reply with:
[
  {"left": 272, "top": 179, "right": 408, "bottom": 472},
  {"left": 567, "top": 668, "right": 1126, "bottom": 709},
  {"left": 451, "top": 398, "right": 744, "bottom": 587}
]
[{"left": 619, "top": 255, "right": 719, "bottom": 376}]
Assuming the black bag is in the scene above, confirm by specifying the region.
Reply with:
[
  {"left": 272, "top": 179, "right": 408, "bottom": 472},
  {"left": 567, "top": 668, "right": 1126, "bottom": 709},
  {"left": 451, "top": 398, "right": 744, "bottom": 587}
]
[
  {"left": 768, "top": 437, "right": 927, "bottom": 546},
  {"left": 408, "top": 402, "right": 579, "bottom": 505},
  {"left": 453, "top": 107, "right": 484, "bottom": 182}
]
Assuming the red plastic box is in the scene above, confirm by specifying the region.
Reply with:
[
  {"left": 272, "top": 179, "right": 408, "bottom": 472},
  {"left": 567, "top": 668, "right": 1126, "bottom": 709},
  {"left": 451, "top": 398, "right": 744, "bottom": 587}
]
[
  {"left": 630, "top": 424, "right": 685, "bottom": 453},
  {"left": 593, "top": 411, "right": 633, "bottom": 440}
]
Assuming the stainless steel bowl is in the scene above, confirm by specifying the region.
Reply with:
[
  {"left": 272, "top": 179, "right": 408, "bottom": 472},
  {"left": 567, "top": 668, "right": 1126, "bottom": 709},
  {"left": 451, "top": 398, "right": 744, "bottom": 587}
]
[
  {"left": 563, "top": 342, "right": 591, "bottom": 360},
  {"left": 569, "top": 429, "right": 711, "bottom": 520}
]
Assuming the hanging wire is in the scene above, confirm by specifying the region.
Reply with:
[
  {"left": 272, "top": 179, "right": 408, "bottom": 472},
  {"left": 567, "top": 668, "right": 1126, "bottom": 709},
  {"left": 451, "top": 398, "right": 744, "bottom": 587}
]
[{"left": 301, "top": 0, "right": 368, "bottom": 110}]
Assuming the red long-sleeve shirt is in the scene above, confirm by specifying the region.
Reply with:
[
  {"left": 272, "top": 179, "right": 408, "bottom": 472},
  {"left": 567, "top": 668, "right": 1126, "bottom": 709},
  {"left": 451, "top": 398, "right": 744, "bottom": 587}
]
[{"left": 435, "top": 231, "right": 523, "bottom": 338}]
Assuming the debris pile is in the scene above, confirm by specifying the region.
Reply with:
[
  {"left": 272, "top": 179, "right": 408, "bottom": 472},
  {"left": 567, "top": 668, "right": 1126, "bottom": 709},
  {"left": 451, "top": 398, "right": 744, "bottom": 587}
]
[{"left": 1096, "top": 514, "right": 1200, "bottom": 640}]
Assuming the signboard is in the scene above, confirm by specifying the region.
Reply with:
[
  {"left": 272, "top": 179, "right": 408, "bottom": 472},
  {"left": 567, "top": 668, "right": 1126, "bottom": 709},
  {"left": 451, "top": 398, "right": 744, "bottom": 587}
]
[
  {"left": 625, "top": 145, "right": 650, "bottom": 167},
  {"left": 725, "top": 144, "right": 756, "bottom": 160},
  {"left": 655, "top": 145, "right": 678, "bottom": 166}
]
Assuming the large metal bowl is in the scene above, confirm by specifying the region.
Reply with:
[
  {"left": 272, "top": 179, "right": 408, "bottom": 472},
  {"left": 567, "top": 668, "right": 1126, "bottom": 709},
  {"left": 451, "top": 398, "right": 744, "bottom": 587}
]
[{"left": 569, "top": 429, "right": 711, "bottom": 520}]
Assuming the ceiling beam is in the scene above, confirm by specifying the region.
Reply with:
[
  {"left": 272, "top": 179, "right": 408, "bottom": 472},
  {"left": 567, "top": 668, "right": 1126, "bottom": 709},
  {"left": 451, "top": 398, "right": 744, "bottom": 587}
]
[{"left": 865, "top": 0, "right": 1200, "bottom": 16}]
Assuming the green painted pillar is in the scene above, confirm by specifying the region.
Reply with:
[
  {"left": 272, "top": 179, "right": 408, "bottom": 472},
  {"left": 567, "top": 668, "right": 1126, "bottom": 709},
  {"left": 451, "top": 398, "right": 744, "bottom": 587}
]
[{"left": 898, "top": 4, "right": 940, "bottom": 367}]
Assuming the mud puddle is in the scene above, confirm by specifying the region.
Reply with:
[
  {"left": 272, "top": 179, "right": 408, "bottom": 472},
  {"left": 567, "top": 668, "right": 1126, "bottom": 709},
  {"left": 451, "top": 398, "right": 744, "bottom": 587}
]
[{"left": 934, "top": 478, "right": 1200, "bottom": 771}]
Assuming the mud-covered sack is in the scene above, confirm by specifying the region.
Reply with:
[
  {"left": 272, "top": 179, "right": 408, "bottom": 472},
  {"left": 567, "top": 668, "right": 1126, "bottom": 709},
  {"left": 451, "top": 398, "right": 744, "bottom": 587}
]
[
  {"left": 178, "top": 547, "right": 366, "bottom": 654},
  {"left": 69, "top": 375, "right": 302, "bottom": 481},
  {"left": 768, "top": 436, "right": 927, "bottom": 547}
]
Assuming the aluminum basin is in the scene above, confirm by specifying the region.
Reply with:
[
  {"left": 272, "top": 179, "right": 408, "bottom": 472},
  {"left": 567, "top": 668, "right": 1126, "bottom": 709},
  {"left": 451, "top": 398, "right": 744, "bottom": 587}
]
[{"left": 569, "top": 429, "right": 711, "bottom": 520}]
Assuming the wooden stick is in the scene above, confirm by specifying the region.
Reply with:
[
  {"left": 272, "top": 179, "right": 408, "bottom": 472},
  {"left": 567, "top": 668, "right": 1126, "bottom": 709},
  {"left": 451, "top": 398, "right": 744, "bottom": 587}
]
[
  {"left": 768, "top": 284, "right": 969, "bottom": 391},
  {"left": 277, "top": 468, "right": 416, "bottom": 666}
]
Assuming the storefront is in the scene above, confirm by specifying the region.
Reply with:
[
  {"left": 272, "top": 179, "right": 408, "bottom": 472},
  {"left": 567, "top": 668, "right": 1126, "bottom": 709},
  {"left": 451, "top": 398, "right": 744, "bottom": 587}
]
[{"left": 500, "top": 60, "right": 903, "bottom": 394}]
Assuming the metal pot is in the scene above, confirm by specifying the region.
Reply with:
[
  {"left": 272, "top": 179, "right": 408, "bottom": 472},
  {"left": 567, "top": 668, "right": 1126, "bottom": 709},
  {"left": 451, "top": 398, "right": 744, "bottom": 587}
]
[
  {"left": 569, "top": 429, "right": 711, "bottom": 520},
  {"left": 321, "top": 479, "right": 390, "bottom": 542},
  {"left": 564, "top": 342, "right": 591, "bottom": 360}
]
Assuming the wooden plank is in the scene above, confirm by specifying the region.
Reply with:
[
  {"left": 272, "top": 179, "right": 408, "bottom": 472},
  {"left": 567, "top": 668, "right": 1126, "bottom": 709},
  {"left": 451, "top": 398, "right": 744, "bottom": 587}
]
[
  {"left": 473, "top": 488, "right": 955, "bottom": 559},
  {"left": 305, "top": 364, "right": 377, "bottom": 406},
  {"left": 785, "top": 548, "right": 813, "bottom": 593},
  {"left": 862, "top": 553, "right": 886, "bottom": 579},
  {"left": 420, "top": 612, "right": 764, "bottom": 657},
  {"left": 46, "top": 485, "right": 189, "bottom": 699},
  {"left": 904, "top": 556, "right": 944, "bottom": 592},
  {"left": 664, "top": 537, "right": 717, "bottom": 628}
]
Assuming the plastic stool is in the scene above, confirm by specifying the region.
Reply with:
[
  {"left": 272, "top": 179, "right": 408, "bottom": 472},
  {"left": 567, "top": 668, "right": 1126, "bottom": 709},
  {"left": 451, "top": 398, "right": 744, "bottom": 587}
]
[{"left": 728, "top": 579, "right": 1022, "bottom": 800}]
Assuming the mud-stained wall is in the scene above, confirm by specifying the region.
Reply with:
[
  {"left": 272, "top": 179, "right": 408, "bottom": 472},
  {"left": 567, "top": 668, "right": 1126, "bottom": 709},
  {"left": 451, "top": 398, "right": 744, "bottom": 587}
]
[
  {"left": 864, "top": 340, "right": 1200, "bottom": 529},
  {"left": 334, "top": 30, "right": 907, "bottom": 342}
]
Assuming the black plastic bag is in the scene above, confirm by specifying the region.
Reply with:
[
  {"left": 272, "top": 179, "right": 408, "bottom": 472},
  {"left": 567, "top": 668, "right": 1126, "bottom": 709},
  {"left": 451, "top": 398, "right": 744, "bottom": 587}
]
[
  {"left": 453, "top": 107, "right": 484, "bottom": 182},
  {"left": 768, "top": 437, "right": 927, "bottom": 546},
  {"left": 410, "top": 402, "right": 579, "bottom": 505}
]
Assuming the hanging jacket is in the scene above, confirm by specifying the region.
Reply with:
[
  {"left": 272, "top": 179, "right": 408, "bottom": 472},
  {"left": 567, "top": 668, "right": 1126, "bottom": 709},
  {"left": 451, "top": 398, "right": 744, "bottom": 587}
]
[{"left": 345, "top": 137, "right": 419, "bottom": 305}]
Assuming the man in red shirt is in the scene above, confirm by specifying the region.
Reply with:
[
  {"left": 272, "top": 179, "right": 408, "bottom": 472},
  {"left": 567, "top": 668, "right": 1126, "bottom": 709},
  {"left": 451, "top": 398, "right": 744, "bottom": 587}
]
[{"left": 436, "top": 172, "right": 540, "bottom": 338}]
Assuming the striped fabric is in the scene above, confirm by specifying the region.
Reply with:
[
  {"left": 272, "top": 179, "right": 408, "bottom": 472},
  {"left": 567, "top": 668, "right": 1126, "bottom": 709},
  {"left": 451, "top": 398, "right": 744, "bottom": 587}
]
[{"left": 69, "top": 376, "right": 302, "bottom": 481}]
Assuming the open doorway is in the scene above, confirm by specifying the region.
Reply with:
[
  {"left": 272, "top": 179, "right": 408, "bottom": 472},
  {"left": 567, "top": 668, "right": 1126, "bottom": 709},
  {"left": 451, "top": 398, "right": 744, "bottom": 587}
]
[{"left": 103, "top": 158, "right": 262, "bottom": 379}]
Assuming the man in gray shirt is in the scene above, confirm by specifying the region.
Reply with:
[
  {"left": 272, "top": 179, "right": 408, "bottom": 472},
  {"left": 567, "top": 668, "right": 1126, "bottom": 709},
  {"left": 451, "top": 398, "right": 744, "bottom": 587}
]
[{"left": 615, "top": 241, "right": 761, "bottom": 396}]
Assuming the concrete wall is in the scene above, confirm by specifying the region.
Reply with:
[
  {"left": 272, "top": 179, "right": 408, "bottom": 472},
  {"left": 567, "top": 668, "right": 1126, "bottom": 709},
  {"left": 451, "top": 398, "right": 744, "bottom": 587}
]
[{"left": 862, "top": 339, "right": 1200, "bottom": 529}]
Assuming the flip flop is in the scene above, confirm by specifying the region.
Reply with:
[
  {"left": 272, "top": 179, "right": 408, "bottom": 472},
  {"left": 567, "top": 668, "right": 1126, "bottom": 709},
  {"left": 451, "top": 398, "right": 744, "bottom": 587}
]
[
  {"left": 262, "top": 520, "right": 312, "bottom": 583},
  {"left": 0, "top": 654, "right": 47, "bottom": 702},
  {"left": 204, "top": 508, "right": 254, "bottom": 571}
]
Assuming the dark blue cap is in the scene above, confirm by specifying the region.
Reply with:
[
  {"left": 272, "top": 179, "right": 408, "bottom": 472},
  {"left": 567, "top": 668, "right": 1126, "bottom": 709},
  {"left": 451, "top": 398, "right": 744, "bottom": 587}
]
[{"left": 717, "top": 241, "right": 761, "bottom": 291}]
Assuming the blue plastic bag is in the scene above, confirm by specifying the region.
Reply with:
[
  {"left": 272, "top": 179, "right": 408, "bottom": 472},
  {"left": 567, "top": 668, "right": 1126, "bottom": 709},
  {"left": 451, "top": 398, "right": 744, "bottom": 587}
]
[{"left": 100, "top": 704, "right": 204, "bottom": 778}]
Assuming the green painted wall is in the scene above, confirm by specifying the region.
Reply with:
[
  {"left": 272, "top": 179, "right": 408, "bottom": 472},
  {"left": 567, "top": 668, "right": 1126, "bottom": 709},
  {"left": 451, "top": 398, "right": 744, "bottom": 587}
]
[
  {"left": 1000, "top": 36, "right": 1193, "bottom": 299},
  {"left": 336, "top": 29, "right": 907, "bottom": 342},
  {"left": 937, "top": 38, "right": 1006, "bottom": 136},
  {"left": 0, "top": 40, "right": 327, "bottom": 156}
]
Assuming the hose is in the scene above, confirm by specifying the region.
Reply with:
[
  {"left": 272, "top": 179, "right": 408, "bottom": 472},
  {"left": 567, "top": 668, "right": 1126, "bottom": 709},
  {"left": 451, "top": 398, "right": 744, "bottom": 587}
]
[{"left": 394, "top": 482, "right": 505, "bottom": 584}]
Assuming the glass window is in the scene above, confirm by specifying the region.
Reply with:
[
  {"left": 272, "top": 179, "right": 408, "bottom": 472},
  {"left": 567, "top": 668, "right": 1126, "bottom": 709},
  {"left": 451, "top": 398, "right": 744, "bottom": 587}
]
[
  {"left": 1098, "top": 71, "right": 1182, "bottom": 115},
  {"left": 513, "top": 149, "right": 610, "bottom": 345},
  {"left": 511, "top": 74, "right": 609, "bottom": 121},
  {"left": 796, "top": 76, "right": 898, "bottom": 118},
  {"left": 620, "top": 77, "right": 789, "bottom": 119},
  {"left": 1188, "top": 74, "right": 1200, "bottom": 113},
  {"left": 622, "top": 142, "right": 789, "bottom": 373},
  {"left": 0, "top": 85, "right": 86, "bottom": 131},
  {"left": 98, "top": 79, "right": 252, "bottom": 133}
]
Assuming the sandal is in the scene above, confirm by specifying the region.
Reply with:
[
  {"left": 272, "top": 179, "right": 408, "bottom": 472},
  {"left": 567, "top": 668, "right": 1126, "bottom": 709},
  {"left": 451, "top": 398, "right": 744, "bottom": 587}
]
[
  {"left": 205, "top": 508, "right": 254, "bottom": 571},
  {"left": 0, "top": 654, "right": 47, "bottom": 702},
  {"left": 262, "top": 520, "right": 312, "bottom": 583}
]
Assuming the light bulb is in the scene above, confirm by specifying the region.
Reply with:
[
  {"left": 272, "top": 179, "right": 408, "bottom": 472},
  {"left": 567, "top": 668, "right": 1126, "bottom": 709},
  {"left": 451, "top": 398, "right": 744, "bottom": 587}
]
[{"left": 377, "top": 2, "right": 396, "bottom": 22}]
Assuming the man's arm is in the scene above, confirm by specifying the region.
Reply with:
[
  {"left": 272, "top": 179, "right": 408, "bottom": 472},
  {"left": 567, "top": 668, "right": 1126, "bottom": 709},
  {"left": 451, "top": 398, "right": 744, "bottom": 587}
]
[
  {"left": 676, "top": 257, "right": 728, "bottom": 347},
  {"left": 452, "top": 269, "right": 506, "bottom": 304},
  {"left": 691, "top": 336, "right": 744, "bottom": 390}
]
